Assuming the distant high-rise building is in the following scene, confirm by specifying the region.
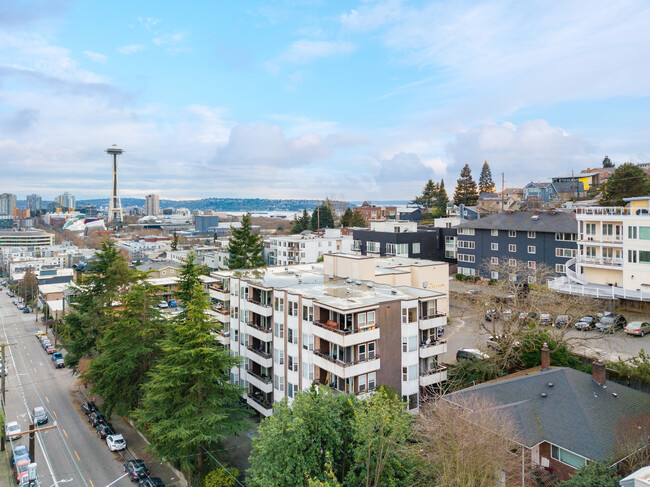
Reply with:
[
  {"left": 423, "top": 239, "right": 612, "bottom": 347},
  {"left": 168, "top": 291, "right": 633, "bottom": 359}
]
[
  {"left": 56, "top": 192, "right": 75, "bottom": 209},
  {"left": 195, "top": 215, "right": 220, "bottom": 233},
  {"left": 145, "top": 194, "right": 160, "bottom": 216},
  {"left": 106, "top": 145, "right": 124, "bottom": 223},
  {"left": 26, "top": 194, "right": 42, "bottom": 213},
  {"left": 0, "top": 193, "right": 17, "bottom": 216},
  {"left": 77, "top": 204, "right": 98, "bottom": 217}
]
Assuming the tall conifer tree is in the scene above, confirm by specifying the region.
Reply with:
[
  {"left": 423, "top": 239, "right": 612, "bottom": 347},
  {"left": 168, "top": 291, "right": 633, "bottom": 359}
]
[
  {"left": 478, "top": 161, "right": 496, "bottom": 194},
  {"left": 453, "top": 164, "right": 479, "bottom": 206}
]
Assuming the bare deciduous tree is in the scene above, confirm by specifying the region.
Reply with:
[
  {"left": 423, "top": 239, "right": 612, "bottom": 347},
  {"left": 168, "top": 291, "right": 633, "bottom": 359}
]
[{"left": 414, "top": 394, "right": 528, "bottom": 487}]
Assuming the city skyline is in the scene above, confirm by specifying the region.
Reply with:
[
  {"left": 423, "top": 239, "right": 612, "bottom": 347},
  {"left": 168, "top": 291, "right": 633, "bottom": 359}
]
[{"left": 1, "top": 1, "right": 649, "bottom": 200}]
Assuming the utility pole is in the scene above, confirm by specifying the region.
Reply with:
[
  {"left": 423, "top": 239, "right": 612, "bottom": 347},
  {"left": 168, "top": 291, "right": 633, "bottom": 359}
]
[
  {"left": 1, "top": 342, "right": 16, "bottom": 451},
  {"left": 6, "top": 423, "right": 57, "bottom": 463},
  {"left": 501, "top": 172, "right": 505, "bottom": 212}
]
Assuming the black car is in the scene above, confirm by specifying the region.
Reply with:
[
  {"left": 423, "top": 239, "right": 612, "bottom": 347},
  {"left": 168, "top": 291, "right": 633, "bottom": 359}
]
[
  {"left": 124, "top": 460, "right": 150, "bottom": 482},
  {"left": 96, "top": 422, "right": 115, "bottom": 439},
  {"left": 81, "top": 401, "right": 97, "bottom": 415},
  {"left": 139, "top": 478, "right": 165, "bottom": 487},
  {"left": 89, "top": 411, "right": 108, "bottom": 427}
]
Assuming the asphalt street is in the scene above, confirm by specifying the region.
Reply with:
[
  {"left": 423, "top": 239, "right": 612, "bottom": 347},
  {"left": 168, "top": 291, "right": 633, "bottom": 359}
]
[{"left": 0, "top": 290, "right": 135, "bottom": 487}]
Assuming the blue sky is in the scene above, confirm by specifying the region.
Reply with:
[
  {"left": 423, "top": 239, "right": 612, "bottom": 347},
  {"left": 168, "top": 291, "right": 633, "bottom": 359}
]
[{"left": 1, "top": 0, "right": 650, "bottom": 201}]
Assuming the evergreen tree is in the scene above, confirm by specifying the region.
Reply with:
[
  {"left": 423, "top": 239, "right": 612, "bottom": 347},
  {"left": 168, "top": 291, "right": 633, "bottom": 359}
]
[
  {"left": 602, "top": 156, "right": 615, "bottom": 168},
  {"left": 227, "top": 213, "right": 265, "bottom": 269},
  {"left": 134, "top": 254, "right": 248, "bottom": 479},
  {"left": 291, "top": 209, "right": 311, "bottom": 234},
  {"left": 434, "top": 179, "right": 449, "bottom": 214},
  {"left": 600, "top": 162, "right": 650, "bottom": 206},
  {"left": 171, "top": 232, "right": 179, "bottom": 251},
  {"left": 84, "top": 277, "right": 165, "bottom": 417},
  {"left": 413, "top": 179, "right": 439, "bottom": 210},
  {"left": 478, "top": 160, "right": 496, "bottom": 194},
  {"left": 555, "top": 462, "right": 620, "bottom": 487},
  {"left": 64, "top": 240, "right": 132, "bottom": 368},
  {"left": 349, "top": 211, "right": 368, "bottom": 228},
  {"left": 310, "top": 204, "right": 334, "bottom": 231},
  {"left": 453, "top": 164, "right": 479, "bottom": 206},
  {"left": 340, "top": 208, "right": 354, "bottom": 228}
]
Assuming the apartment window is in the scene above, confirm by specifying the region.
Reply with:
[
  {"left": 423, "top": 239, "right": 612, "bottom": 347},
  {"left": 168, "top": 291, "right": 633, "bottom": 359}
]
[
  {"left": 288, "top": 355, "right": 298, "bottom": 372},
  {"left": 585, "top": 246, "right": 597, "bottom": 257},
  {"left": 233, "top": 329, "right": 239, "bottom": 342},
  {"left": 367, "top": 241, "right": 380, "bottom": 253},
  {"left": 274, "top": 374, "right": 284, "bottom": 392},
  {"left": 527, "top": 231, "right": 536, "bottom": 238},
  {"left": 401, "top": 335, "right": 417, "bottom": 353},
  {"left": 551, "top": 445, "right": 586, "bottom": 469},
  {"left": 274, "top": 297, "right": 284, "bottom": 312},
  {"left": 628, "top": 226, "right": 638, "bottom": 239},
  {"left": 287, "top": 301, "right": 298, "bottom": 316},
  {"left": 402, "top": 365, "right": 417, "bottom": 382},
  {"left": 458, "top": 254, "right": 475, "bottom": 263},
  {"left": 302, "top": 333, "right": 314, "bottom": 351},
  {"left": 528, "top": 275, "right": 536, "bottom": 284},
  {"left": 491, "top": 243, "right": 499, "bottom": 251},
  {"left": 359, "top": 343, "right": 367, "bottom": 361},
  {"left": 528, "top": 261, "right": 536, "bottom": 269},
  {"left": 458, "top": 267, "right": 476, "bottom": 276},
  {"left": 628, "top": 250, "right": 638, "bottom": 263},
  {"left": 556, "top": 248, "right": 577, "bottom": 258},
  {"left": 603, "top": 224, "right": 613, "bottom": 236},
  {"left": 640, "top": 227, "right": 650, "bottom": 240},
  {"left": 368, "top": 342, "right": 376, "bottom": 359},
  {"left": 242, "top": 310, "right": 249, "bottom": 324},
  {"left": 491, "top": 271, "right": 499, "bottom": 279},
  {"left": 527, "top": 245, "right": 536, "bottom": 254},
  {"left": 457, "top": 228, "right": 475, "bottom": 236},
  {"left": 491, "top": 257, "right": 499, "bottom": 265},
  {"left": 367, "top": 311, "right": 375, "bottom": 326},
  {"left": 556, "top": 264, "right": 566, "bottom": 273},
  {"left": 585, "top": 223, "right": 597, "bottom": 235},
  {"left": 458, "top": 240, "right": 475, "bottom": 249},
  {"left": 412, "top": 242, "right": 420, "bottom": 254},
  {"left": 640, "top": 251, "right": 650, "bottom": 264},
  {"left": 509, "top": 230, "right": 516, "bottom": 237},
  {"left": 287, "top": 328, "right": 298, "bottom": 345},
  {"left": 396, "top": 243, "right": 409, "bottom": 256},
  {"left": 302, "top": 362, "right": 314, "bottom": 380},
  {"left": 556, "top": 233, "right": 577, "bottom": 241},
  {"left": 302, "top": 305, "right": 314, "bottom": 322},
  {"left": 491, "top": 229, "right": 498, "bottom": 236},
  {"left": 243, "top": 287, "right": 249, "bottom": 300},
  {"left": 274, "top": 322, "right": 284, "bottom": 338},
  {"left": 232, "top": 306, "right": 239, "bottom": 319},
  {"left": 353, "top": 240, "right": 362, "bottom": 250},
  {"left": 509, "top": 244, "right": 516, "bottom": 252},
  {"left": 402, "top": 307, "right": 417, "bottom": 324},
  {"left": 358, "top": 374, "right": 367, "bottom": 392},
  {"left": 287, "top": 382, "right": 298, "bottom": 398},
  {"left": 509, "top": 259, "right": 516, "bottom": 267},
  {"left": 386, "top": 243, "right": 396, "bottom": 255},
  {"left": 274, "top": 348, "right": 284, "bottom": 365}
]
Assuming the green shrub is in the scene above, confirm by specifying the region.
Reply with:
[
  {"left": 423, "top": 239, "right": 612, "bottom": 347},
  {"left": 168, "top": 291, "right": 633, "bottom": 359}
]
[{"left": 203, "top": 466, "right": 239, "bottom": 487}]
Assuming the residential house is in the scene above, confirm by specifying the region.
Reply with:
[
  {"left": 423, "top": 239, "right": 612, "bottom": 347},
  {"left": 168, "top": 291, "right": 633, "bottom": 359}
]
[
  {"left": 456, "top": 211, "right": 577, "bottom": 279},
  {"left": 353, "top": 201, "right": 397, "bottom": 221},
  {"left": 135, "top": 262, "right": 182, "bottom": 279},
  {"left": 477, "top": 192, "right": 523, "bottom": 213},
  {"left": 268, "top": 229, "right": 354, "bottom": 266},
  {"left": 210, "top": 253, "right": 450, "bottom": 416},
  {"left": 523, "top": 182, "right": 559, "bottom": 206},
  {"left": 447, "top": 346, "right": 650, "bottom": 484}
]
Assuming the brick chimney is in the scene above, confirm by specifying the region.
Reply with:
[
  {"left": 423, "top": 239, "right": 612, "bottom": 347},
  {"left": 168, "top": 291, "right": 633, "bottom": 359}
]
[
  {"left": 541, "top": 343, "right": 550, "bottom": 370},
  {"left": 592, "top": 359, "right": 606, "bottom": 386}
]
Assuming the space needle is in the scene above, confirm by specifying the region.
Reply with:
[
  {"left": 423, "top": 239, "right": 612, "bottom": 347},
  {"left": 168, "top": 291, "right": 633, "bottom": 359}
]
[{"left": 106, "top": 144, "right": 124, "bottom": 223}]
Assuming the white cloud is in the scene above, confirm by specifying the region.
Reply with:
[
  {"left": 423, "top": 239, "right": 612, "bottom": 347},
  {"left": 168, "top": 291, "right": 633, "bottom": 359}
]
[
  {"left": 279, "top": 39, "right": 355, "bottom": 64},
  {"left": 83, "top": 50, "right": 106, "bottom": 63},
  {"left": 117, "top": 44, "right": 145, "bottom": 54},
  {"left": 446, "top": 120, "right": 595, "bottom": 186}
]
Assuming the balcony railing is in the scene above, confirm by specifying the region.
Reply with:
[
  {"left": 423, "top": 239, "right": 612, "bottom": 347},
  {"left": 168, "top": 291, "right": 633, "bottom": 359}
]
[
  {"left": 419, "top": 312, "right": 446, "bottom": 320},
  {"left": 209, "top": 283, "right": 228, "bottom": 292},
  {"left": 577, "top": 256, "right": 623, "bottom": 267},
  {"left": 247, "top": 346, "right": 272, "bottom": 360},
  {"left": 246, "top": 322, "right": 272, "bottom": 334},
  {"left": 576, "top": 206, "right": 650, "bottom": 217},
  {"left": 314, "top": 350, "right": 379, "bottom": 368},
  {"left": 419, "top": 366, "right": 447, "bottom": 377},
  {"left": 247, "top": 297, "right": 271, "bottom": 308},
  {"left": 247, "top": 369, "right": 272, "bottom": 383},
  {"left": 314, "top": 378, "right": 377, "bottom": 395},
  {"left": 247, "top": 393, "right": 272, "bottom": 410},
  {"left": 314, "top": 320, "right": 376, "bottom": 336},
  {"left": 420, "top": 338, "right": 446, "bottom": 349}
]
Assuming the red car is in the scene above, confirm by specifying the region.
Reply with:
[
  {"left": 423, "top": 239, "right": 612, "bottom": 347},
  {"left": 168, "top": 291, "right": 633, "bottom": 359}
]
[{"left": 46, "top": 346, "right": 57, "bottom": 354}]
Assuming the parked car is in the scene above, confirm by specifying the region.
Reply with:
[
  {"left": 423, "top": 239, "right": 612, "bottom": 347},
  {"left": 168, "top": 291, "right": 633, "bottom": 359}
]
[
  {"left": 595, "top": 314, "right": 627, "bottom": 333},
  {"left": 624, "top": 321, "right": 650, "bottom": 337},
  {"left": 54, "top": 357, "right": 65, "bottom": 368},
  {"left": 554, "top": 315, "right": 572, "bottom": 328},
  {"left": 157, "top": 301, "right": 169, "bottom": 309},
  {"left": 89, "top": 411, "right": 109, "bottom": 427},
  {"left": 81, "top": 401, "right": 98, "bottom": 415},
  {"left": 486, "top": 335, "right": 521, "bottom": 351},
  {"left": 574, "top": 316, "right": 596, "bottom": 331},
  {"left": 107, "top": 434, "right": 127, "bottom": 451},
  {"left": 96, "top": 423, "right": 114, "bottom": 440},
  {"left": 539, "top": 313, "right": 552, "bottom": 324},
  {"left": 45, "top": 346, "right": 56, "bottom": 354},
  {"left": 32, "top": 406, "right": 48, "bottom": 425},
  {"left": 5, "top": 421, "right": 22, "bottom": 441},
  {"left": 23, "top": 308, "right": 30, "bottom": 313},
  {"left": 14, "top": 458, "right": 29, "bottom": 484},
  {"left": 10, "top": 444, "right": 29, "bottom": 466},
  {"left": 456, "top": 348, "right": 489, "bottom": 361},
  {"left": 124, "top": 460, "right": 150, "bottom": 482},
  {"left": 168, "top": 299, "right": 177, "bottom": 308},
  {"left": 35, "top": 331, "right": 46, "bottom": 338},
  {"left": 139, "top": 478, "right": 165, "bottom": 487}
]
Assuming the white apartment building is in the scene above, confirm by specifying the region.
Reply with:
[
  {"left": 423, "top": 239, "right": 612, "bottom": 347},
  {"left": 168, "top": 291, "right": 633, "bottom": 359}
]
[
  {"left": 269, "top": 229, "right": 354, "bottom": 266},
  {"left": 210, "top": 253, "right": 449, "bottom": 416},
  {"left": 0, "top": 230, "right": 54, "bottom": 248},
  {"left": 550, "top": 197, "right": 650, "bottom": 301},
  {"left": 145, "top": 194, "right": 160, "bottom": 216}
]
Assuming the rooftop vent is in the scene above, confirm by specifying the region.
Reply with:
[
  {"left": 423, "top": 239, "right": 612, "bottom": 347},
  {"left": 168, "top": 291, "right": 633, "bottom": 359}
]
[
  {"left": 612, "top": 393, "right": 618, "bottom": 398},
  {"left": 346, "top": 278, "right": 353, "bottom": 284},
  {"left": 547, "top": 383, "right": 554, "bottom": 388},
  {"left": 346, "top": 288, "right": 352, "bottom": 294},
  {"left": 541, "top": 393, "right": 547, "bottom": 398},
  {"left": 328, "top": 275, "right": 334, "bottom": 280},
  {"left": 354, "top": 280, "right": 361, "bottom": 286},
  {"left": 391, "top": 289, "right": 397, "bottom": 295},
  {"left": 531, "top": 215, "right": 540, "bottom": 220},
  {"left": 367, "top": 283, "right": 374, "bottom": 288}
]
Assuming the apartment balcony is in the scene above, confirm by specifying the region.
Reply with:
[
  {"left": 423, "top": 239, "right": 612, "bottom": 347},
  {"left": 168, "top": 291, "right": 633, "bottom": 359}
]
[
  {"left": 419, "top": 340, "right": 447, "bottom": 359},
  {"left": 215, "top": 330, "right": 230, "bottom": 346},
  {"left": 247, "top": 393, "right": 273, "bottom": 417},
  {"left": 576, "top": 207, "right": 631, "bottom": 217},
  {"left": 419, "top": 313, "right": 446, "bottom": 330},
  {"left": 210, "top": 306, "right": 230, "bottom": 320},
  {"left": 245, "top": 369, "right": 273, "bottom": 394},
  {"left": 577, "top": 256, "right": 623, "bottom": 268},
  {"left": 245, "top": 322, "right": 273, "bottom": 342},
  {"left": 246, "top": 298, "right": 273, "bottom": 317},
  {"left": 246, "top": 346, "right": 273, "bottom": 368},
  {"left": 419, "top": 366, "right": 447, "bottom": 387},
  {"left": 209, "top": 285, "right": 230, "bottom": 301},
  {"left": 314, "top": 378, "right": 377, "bottom": 398},
  {"left": 313, "top": 351, "right": 380, "bottom": 379},
  {"left": 581, "top": 235, "right": 623, "bottom": 245},
  {"left": 312, "top": 320, "right": 381, "bottom": 348}
]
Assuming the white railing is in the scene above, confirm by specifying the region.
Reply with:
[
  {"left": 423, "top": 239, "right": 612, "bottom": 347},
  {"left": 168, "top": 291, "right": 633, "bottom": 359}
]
[
  {"left": 564, "top": 258, "right": 588, "bottom": 285},
  {"left": 549, "top": 278, "right": 650, "bottom": 302},
  {"left": 577, "top": 256, "right": 623, "bottom": 267},
  {"left": 577, "top": 207, "right": 629, "bottom": 216}
]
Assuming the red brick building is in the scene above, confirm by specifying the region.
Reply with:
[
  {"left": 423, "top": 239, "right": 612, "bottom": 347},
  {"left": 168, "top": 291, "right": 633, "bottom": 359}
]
[{"left": 353, "top": 201, "right": 397, "bottom": 221}]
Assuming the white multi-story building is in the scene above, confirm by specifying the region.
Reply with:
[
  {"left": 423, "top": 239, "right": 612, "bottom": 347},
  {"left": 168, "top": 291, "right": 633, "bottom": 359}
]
[
  {"left": 0, "top": 193, "right": 17, "bottom": 216},
  {"left": 56, "top": 192, "right": 76, "bottom": 209},
  {"left": 210, "top": 253, "right": 449, "bottom": 416},
  {"left": 268, "top": 229, "right": 354, "bottom": 266},
  {"left": 550, "top": 197, "right": 650, "bottom": 301},
  {"left": 145, "top": 194, "right": 160, "bottom": 216}
]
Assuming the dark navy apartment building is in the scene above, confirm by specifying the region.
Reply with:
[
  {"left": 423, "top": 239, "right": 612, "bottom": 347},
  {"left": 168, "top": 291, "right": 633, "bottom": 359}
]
[{"left": 456, "top": 211, "right": 578, "bottom": 280}]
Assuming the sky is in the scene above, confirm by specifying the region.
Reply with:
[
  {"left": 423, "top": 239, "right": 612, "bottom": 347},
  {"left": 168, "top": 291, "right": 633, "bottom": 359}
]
[{"left": 1, "top": 0, "right": 650, "bottom": 201}]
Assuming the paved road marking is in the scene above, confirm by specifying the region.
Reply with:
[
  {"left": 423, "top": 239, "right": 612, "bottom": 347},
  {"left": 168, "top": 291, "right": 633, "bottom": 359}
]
[
  {"left": 45, "top": 396, "right": 49, "bottom": 403},
  {"left": 53, "top": 410, "right": 58, "bottom": 419},
  {"left": 63, "top": 428, "right": 68, "bottom": 438},
  {"left": 33, "top": 367, "right": 36, "bottom": 373},
  {"left": 30, "top": 359, "right": 33, "bottom": 364},
  {"left": 88, "top": 479, "right": 94, "bottom": 487},
  {"left": 74, "top": 450, "right": 80, "bottom": 461}
]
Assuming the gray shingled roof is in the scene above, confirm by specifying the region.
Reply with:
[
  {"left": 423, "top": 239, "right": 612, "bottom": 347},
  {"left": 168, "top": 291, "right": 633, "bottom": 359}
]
[
  {"left": 447, "top": 367, "right": 650, "bottom": 462},
  {"left": 135, "top": 262, "right": 181, "bottom": 272},
  {"left": 458, "top": 211, "right": 577, "bottom": 233}
]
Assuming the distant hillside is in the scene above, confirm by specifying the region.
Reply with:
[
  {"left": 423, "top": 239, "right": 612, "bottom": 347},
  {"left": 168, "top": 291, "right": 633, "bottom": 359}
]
[{"left": 75, "top": 197, "right": 326, "bottom": 212}]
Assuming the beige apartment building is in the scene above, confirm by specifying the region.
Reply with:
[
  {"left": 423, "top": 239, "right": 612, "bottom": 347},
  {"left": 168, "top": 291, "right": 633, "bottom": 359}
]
[
  {"left": 209, "top": 253, "right": 450, "bottom": 416},
  {"left": 550, "top": 197, "right": 650, "bottom": 302}
]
